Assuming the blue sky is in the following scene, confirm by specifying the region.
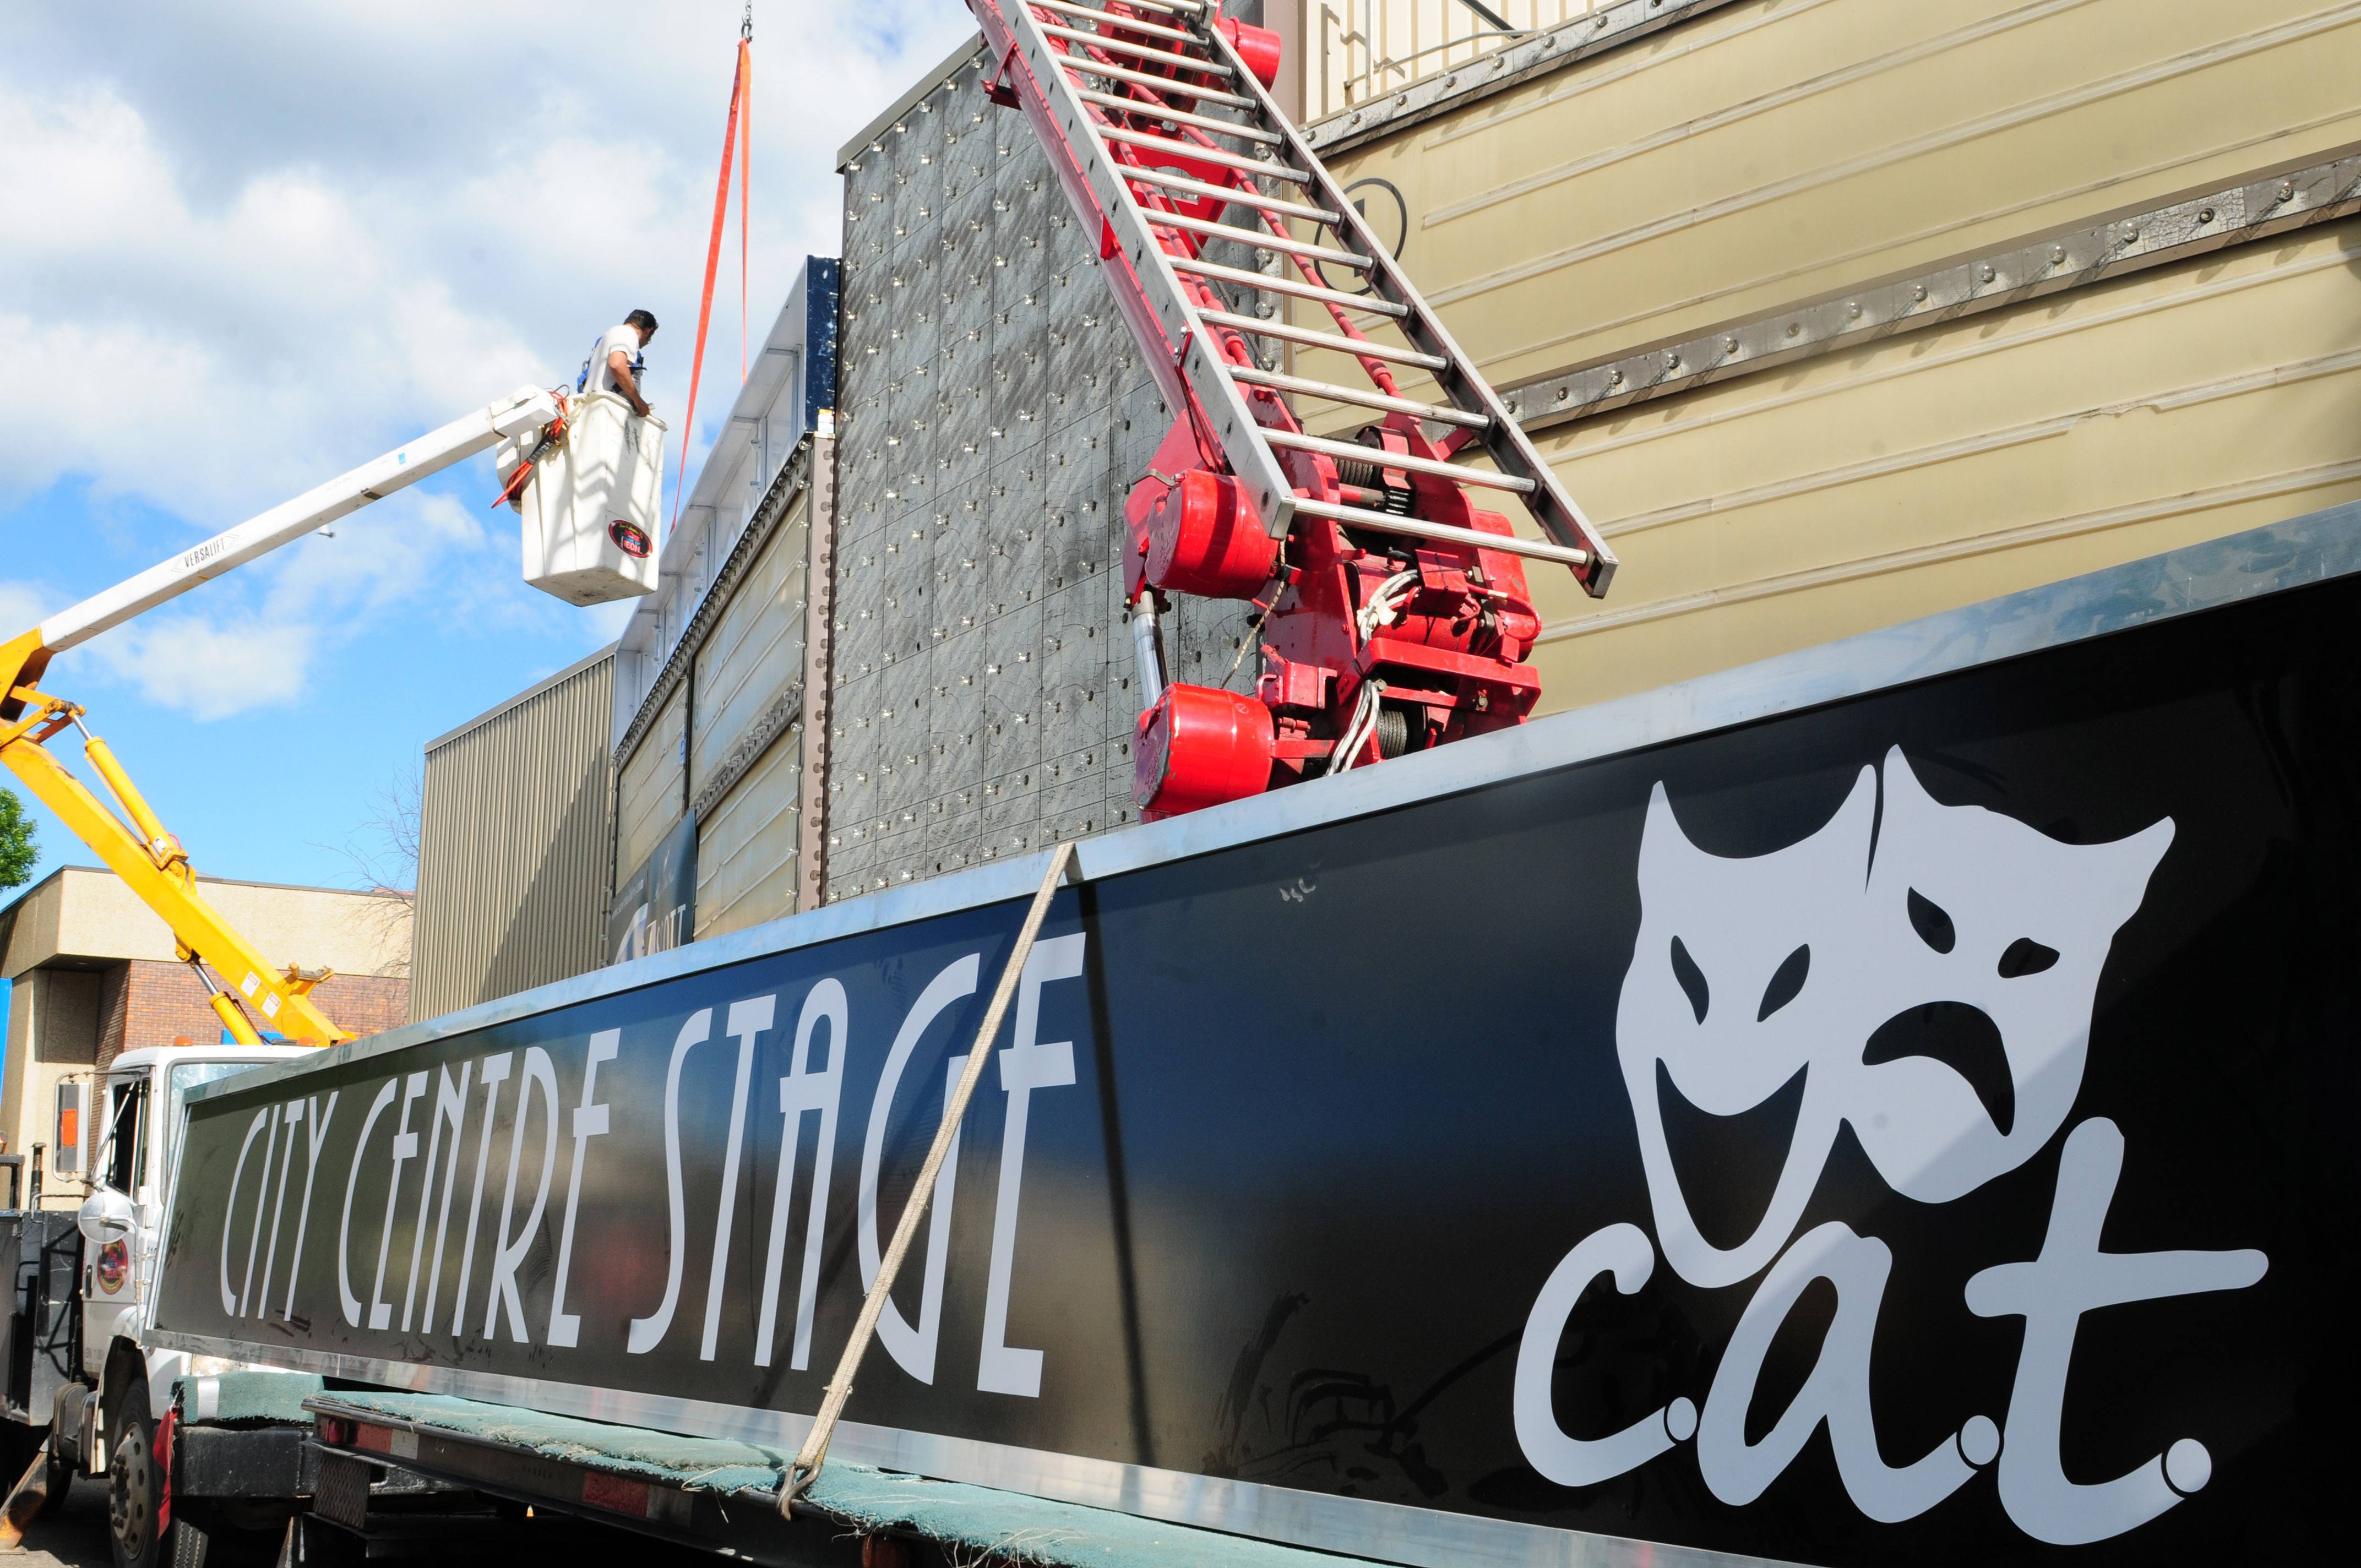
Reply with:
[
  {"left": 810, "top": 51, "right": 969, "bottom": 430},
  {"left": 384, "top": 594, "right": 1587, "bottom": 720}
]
[{"left": 0, "top": 1, "right": 974, "bottom": 895}]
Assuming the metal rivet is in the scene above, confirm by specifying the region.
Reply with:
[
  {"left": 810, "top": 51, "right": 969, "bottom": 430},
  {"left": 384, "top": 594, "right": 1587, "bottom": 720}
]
[
  {"left": 1786, "top": 322, "right": 1800, "bottom": 337},
  {"left": 1665, "top": 352, "right": 1682, "bottom": 370},
  {"left": 1553, "top": 386, "right": 1570, "bottom": 404},
  {"left": 2051, "top": 245, "right": 2066, "bottom": 264},
  {"left": 1913, "top": 284, "right": 1928, "bottom": 302},
  {"left": 2281, "top": 180, "right": 2295, "bottom": 201},
  {"left": 1608, "top": 368, "right": 1625, "bottom": 386},
  {"left": 2199, "top": 206, "right": 2216, "bottom": 224},
  {"left": 1979, "top": 264, "right": 1996, "bottom": 284},
  {"left": 1847, "top": 301, "right": 1862, "bottom": 319},
  {"left": 2121, "top": 225, "right": 2137, "bottom": 243}
]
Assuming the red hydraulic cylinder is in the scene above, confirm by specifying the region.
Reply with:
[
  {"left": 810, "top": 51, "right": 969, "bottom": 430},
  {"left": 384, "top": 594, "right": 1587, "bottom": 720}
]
[
  {"left": 1135, "top": 683, "right": 1276, "bottom": 818},
  {"left": 1138, "top": 469, "right": 1280, "bottom": 601}
]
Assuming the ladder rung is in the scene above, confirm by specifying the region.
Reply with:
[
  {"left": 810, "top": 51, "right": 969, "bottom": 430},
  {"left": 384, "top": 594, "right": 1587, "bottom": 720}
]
[
  {"left": 1060, "top": 55, "right": 1254, "bottom": 106},
  {"left": 1292, "top": 499, "right": 1591, "bottom": 570},
  {"left": 1172, "top": 254, "right": 1405, "bottom": 315},
  {"left": 1098, "top": 122, "right": 1306, "bottom": 181},
  {"left": 1125, "top": 165, "right": 1333, "bottom": 223},
  {"left": 1200, "top": 309, "right": 1443, "bottom": 368},
  {"left": 1043, "top": 23, "right": 1233, "bottom": 77},
  {"left": 1077, "top": 88, "right": 1280, "bottom": 143},
  {"left": 1069, "top": 0, "right": 1206, "bottom": 14},
  {"left": 1227, "top": 363, "right": 1488, "bottom": 426},
  {"left": 1029, "top": 0, "right": 1196, "bottom": 43},
  {"left": 1263, "top": 429, "right": 1537, "bottom": 494},
  {"left": 1158, "top": 217, "right": 1368, "bottom": 268}
]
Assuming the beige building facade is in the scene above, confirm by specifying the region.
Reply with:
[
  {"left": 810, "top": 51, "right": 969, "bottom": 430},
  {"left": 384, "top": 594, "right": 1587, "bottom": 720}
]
[
  {"left": 0, "top": 866, "right": 410, "bottom": 1204},
  {"left": 412, "top": 645, "right": 615, "bottom": 1020},
  {"left": 1290, "top": 0, "right": 2361, "bottom": 707}
]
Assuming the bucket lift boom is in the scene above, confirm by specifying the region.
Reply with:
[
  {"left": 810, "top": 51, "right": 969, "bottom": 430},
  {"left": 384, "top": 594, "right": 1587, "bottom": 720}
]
[{"left": 0, "top": 386, "right": 561, "bottom": 1046}]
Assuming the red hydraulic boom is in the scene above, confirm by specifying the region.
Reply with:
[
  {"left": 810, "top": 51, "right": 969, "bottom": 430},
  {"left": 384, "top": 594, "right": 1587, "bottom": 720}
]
[{"left": 967, "top": 0, "right": 1615, "bottom": 817}]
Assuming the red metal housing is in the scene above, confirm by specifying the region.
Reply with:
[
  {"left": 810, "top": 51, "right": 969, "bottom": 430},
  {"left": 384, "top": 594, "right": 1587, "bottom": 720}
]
[
  {"left": 1135, "top": 684, "right": 1275, "bottom": 818},
  {"left": 1133, "top": 468, "right": 1279, "bottom": 601}
]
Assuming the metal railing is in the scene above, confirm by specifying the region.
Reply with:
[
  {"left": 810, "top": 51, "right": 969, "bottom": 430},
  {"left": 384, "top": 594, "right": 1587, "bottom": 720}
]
[{"left": 1310, "top": 1, "right": 1604, "bottom": 122}]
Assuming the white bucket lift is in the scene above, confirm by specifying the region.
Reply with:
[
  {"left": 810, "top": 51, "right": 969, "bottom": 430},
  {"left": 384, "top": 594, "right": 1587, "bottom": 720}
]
[{"left": 502, "top": 391, "right": 666, "bottom": 606}]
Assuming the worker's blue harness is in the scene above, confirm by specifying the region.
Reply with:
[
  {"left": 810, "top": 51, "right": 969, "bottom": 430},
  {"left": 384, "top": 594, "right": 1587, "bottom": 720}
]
[{"left": 577, "top": 334, "right": 645, "bottom": 396}]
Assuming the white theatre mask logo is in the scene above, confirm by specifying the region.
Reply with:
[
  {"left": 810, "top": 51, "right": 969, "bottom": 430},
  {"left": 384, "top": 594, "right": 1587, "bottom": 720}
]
[{"left": 1519, "top": 747, "right": 2268, "bottom": 1547}]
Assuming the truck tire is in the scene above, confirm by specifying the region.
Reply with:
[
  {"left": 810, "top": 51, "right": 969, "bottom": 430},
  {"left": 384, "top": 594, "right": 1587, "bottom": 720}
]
[{"left": 105, "top": 1384, "right": 207, "bottom": 1568}]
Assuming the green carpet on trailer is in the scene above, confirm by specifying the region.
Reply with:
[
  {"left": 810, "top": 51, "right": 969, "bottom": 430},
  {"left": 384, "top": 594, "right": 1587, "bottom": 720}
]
[{"left": 307, "top": 1391, "right": 1393, "bottom": 1567}]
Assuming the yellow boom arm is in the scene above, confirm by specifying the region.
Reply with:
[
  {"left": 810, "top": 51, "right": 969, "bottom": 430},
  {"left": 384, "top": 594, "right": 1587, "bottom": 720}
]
[{"left": 0, "top": 645, "right": 343, "bottom": 1044}]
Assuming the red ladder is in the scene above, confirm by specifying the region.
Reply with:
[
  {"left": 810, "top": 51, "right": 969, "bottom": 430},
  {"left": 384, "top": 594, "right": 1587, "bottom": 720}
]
[{"left": 967, "top": 0, "right": 1615, "bottom": 815}]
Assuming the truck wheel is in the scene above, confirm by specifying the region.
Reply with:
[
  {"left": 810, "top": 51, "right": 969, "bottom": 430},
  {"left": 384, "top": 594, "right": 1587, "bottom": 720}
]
[{"left": 105, "top": 1385, "right": 207, "bottom": 1568}]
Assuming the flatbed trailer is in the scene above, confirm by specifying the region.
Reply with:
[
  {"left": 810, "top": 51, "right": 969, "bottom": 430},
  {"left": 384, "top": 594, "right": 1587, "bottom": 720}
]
[
  {"left": 134, "top": 507, "right": 2352, "bottom": 1567},
  {"left": 298, "top": 1387, "right": 1398, "bottom": 1566}
]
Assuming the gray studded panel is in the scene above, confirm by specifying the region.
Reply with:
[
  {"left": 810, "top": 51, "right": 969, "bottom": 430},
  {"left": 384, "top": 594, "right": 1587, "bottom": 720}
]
[{"left": 828, "top": 51, "right": 1256, "bottom": 902}]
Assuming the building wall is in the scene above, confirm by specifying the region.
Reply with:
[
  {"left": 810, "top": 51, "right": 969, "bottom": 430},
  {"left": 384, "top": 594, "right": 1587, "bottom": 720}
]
[
  {"left": 610, "top": 434, "right": 831, "bottom": 942},
  {"left": 690, "top": 484, "right": 812, "bottom": 939},
  {"left": 0, "top": 865, "right": 411, "bottom": 1186},
  {"left": 95, "top": 960, "right": 409, "bottom": 1065},
  {"left": 2, "top": 865, "right": 411, "bottom": 982},
  {"left": 1297, "top": 0, "right": 2361, "bottom": 707},
  {"left": 614, "top": 675, "right": 686, "bottom": 884},
  {"left": 412, "top": 646, "right": 614, "bottom": 1020}
]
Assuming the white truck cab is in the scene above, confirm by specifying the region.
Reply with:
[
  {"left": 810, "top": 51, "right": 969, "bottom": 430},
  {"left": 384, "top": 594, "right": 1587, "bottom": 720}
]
[{"left": 76, "top": 1046, "right": 308, "bottom": 1465}]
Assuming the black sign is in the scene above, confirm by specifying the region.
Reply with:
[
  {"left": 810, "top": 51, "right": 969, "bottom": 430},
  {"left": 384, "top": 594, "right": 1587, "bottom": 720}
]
[
  {"left": 608, "top": 812, "right": 697, "bottom": 965},
  {"left": 155, "top": 565, "right": 2353, "bottom": 1566}
]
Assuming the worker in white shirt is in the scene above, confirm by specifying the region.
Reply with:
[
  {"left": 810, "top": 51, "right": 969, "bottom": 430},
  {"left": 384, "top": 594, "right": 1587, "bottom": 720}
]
[{"left": 579, "top": 309, "right": 659, "bottom": 417}]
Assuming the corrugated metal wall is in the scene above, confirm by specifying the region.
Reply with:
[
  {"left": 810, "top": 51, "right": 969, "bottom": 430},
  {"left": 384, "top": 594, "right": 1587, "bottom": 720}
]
[
  {"left": 411, "top": 648, "right": 614, "bottom": 1021},
  {"left": 1299, "top": 0, "right": 2361, "bottom": 707}
]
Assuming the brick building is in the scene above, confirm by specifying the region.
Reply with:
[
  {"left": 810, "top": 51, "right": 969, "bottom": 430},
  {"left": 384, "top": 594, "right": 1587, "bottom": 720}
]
[{"left": 0, "top": 865, "right": 410, "bottom": 1202}]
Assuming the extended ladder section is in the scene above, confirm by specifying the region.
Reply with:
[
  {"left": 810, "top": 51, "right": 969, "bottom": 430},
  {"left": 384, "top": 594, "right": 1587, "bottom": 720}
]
[
  {"left": 971, "top": 1, "right": 1618, "bottom": 818},
  {"left": 969, "top": 0, "right": 1614, "bottom": 585}
]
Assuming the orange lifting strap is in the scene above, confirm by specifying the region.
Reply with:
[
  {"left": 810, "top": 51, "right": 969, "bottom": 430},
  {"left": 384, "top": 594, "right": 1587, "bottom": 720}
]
[{"left": 674, "top": 13, "right": 755, "bottom": 529}]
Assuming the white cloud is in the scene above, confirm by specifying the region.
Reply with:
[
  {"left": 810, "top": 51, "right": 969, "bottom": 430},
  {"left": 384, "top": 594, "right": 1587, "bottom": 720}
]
[
  {"left": 0, "top": 580, "right": 57, "bottom": 642},
  {"left": 84, "top": 614, "right": 314, "bottom": 721},
  {"left": 0, "top": 1, "right": 976, "bottom": 722}
]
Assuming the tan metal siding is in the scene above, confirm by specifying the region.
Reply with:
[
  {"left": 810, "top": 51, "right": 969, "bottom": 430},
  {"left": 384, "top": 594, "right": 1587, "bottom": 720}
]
[
  {"left": 694, "top": 732, "right": 803, "bottom": 940},
  {"left": 412, "top": 651, "right": 614, "bottom": 1020},
  {"left": 687, "top": 490, "right": 813, "bottom": 938},
  {"left": 1269, "top": 0, "right": 2361, "bottom": 709},
  {"left": 613, "top": 685, "right": 687, "bottom": 884},
  {"left": 689, "top": 497, "right": 809, "bottom": 799},
  {"left": 1322, "top": 0, "right": 2361, "bottom": 393},
  {"left": 1527, "top": 216, "right": 2361, "bottom": 705}
]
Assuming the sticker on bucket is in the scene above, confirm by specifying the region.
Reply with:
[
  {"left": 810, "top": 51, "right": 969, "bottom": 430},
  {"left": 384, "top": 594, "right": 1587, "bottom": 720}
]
[{"left": 609, "top": 520, "right": 653, "bottom": 559}]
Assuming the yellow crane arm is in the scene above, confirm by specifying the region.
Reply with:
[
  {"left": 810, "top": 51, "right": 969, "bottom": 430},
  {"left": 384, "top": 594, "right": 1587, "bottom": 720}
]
[{"left": 0, "top": 665, "right": 345, "bottom": 1045}]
